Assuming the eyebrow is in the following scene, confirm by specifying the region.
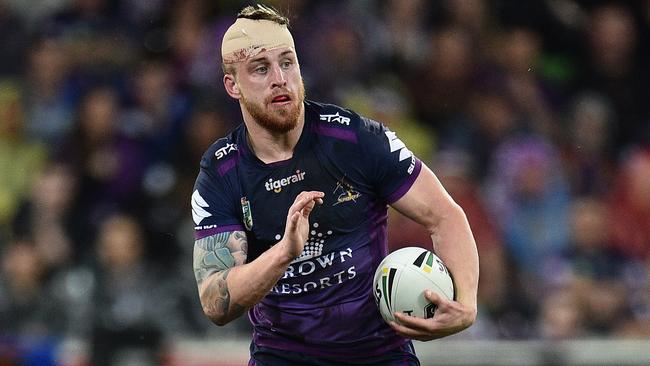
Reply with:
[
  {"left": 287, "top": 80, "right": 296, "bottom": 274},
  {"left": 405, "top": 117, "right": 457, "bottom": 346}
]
[
  {"left": 279, "top": 50, "right": 295, "bottom": 58},
  {"left": 248, "top": 50, "right": 295, "bottom": 65}
]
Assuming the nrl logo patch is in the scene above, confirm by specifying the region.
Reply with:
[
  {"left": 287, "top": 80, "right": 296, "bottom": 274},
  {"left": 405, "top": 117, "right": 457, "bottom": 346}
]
[{"left": 241, "top": 196, "right": 253, "bottom": 230}]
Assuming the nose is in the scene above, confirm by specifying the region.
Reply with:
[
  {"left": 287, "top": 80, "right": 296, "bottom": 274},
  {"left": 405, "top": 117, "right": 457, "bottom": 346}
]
[{"left": 270, "top": 64, "right": 287, "bottom": 88}]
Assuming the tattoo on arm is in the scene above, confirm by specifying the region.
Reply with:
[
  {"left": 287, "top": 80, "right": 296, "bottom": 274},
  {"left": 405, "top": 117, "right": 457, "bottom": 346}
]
[{"left": 193, "top": 231, "right": 248, "bottom": 322}]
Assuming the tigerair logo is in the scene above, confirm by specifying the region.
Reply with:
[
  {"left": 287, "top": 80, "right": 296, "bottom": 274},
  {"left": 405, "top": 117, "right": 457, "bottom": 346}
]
[
  {"left": 375, "top": 267, "right": 398, "bottom": 315},
  {"left": 265, "top": 170, "right": 306, "bottom": 193}
]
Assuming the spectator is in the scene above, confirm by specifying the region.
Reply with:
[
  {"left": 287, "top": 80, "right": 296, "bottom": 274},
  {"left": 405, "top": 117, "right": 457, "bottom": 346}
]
[
  {"left": 22, "top": 36, "right": 77, "bottom": 147},
  {"left": 564, "top": 197, "right": 629, "bottom": 335},
  {"left": 485, "top": 135, "right": 571, "bottom": 288},
  {"left": 579, "top": 4, "right": 649, "bottom": 147},
  {"left": 0, "top": 80, "right": 47, "bottom": 240},
  {"left": 12, "top": 162, "right": 80, "bottom": 267},
  {"left": 88, "top": 214, "right": 166, "bottom": 366},
  {"left": 0, "top": 240, "right": 67, "bottom": 336},
  {"left": 58, "top": 85, "right": 147, "bottom": 225},
  {"left": 562, "top": 92, "right": 616, "bottom": 196},
  {"left": 608, "top": 147, "right": 650, "bottom": 261}
]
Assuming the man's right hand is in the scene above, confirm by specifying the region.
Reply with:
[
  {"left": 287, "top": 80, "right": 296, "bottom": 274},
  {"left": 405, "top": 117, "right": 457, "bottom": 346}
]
[{"left": 280, "top": 191, "right": 324, "bottom": 259}]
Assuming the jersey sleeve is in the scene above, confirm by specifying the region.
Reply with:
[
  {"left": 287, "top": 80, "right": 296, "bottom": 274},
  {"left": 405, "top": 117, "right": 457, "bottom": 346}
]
[
  {"left": 357, "top": 117, "right": 422, "bottom": 203},
  {"left": 191, "top": 161, "right": 243, "bottom": 240}
]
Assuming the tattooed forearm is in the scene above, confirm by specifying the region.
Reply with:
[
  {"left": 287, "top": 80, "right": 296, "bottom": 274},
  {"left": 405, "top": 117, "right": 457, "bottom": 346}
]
[
  {"left": 193, "top": 231, "right": 248, "bottom": 324},
  {"left": 201, "top": 269, "right": 246, "bottom": 324},
  {"left": 193, "top": 231, "right": 248, "bottom": 285},
  {"left": 203, "top": 268, "right": 231, "bottom": 316}
]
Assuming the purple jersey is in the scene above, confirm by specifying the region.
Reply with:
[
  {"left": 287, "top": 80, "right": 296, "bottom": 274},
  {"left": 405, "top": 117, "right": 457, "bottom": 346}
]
[{"left": 192, "top": 100, "right": 422, "bottom": 359}]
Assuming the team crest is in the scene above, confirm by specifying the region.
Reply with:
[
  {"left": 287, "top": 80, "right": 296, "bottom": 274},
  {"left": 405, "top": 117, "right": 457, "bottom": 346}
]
[
  {"left": 333, "top": 180, "right": 361, "bottom": 206},
  {"left": 241, "top": 197, "right": 253, "bottom": 230}
]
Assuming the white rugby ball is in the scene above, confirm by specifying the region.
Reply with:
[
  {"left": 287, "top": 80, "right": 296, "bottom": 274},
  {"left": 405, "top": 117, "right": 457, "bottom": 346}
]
[{"left": 373, "top": 247, "right": 455, "bottom": 324}]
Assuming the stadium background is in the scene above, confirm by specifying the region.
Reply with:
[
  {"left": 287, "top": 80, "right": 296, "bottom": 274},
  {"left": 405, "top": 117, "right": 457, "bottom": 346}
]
[{"left": 0, "top": 0, "right": 649, "bottom": 365}]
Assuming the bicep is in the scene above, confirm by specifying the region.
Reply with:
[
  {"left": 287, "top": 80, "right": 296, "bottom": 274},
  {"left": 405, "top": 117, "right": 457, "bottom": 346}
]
[
  {"left": 389, "top": 164, "right": 461, "bottom": 232},
  {"left": 193, "top": 231, "right": 248, "bottom": 287}
]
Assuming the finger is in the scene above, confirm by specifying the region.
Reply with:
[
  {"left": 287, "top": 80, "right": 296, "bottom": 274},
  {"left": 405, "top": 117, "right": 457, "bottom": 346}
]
[
  {"left": 389, "top": 321, "right": 429, "bottom": 340},
  {"left": 424, "top": 290, "right": 445, "bottom": 305},
  {"left": 393, "top": 312, "right": 434, "bottom": 332},
  {"left": 290, "top": 191, "right": 324, "bottom": 215},
  {"left": 287, "top": 192, "right": 313, "bottom": 217},
  {"left": 291, "top": 191, "right": 324, "bottom": 208},
  {"left": 301, "top": 200, "right": 317, "bottom": 217},
  {"left": 285, "top": 211, "right": 301, "bottom": 231},
  {"left": 292, "top": 211, "right": 301, "bottom": 223}
]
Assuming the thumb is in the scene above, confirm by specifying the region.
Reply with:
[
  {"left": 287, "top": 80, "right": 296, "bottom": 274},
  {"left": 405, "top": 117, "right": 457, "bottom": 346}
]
[{"left": 424, "top": 289, "right": 444, "bottom": 305}]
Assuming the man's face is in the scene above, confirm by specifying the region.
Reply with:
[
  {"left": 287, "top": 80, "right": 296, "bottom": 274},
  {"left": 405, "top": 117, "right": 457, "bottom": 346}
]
[{"left": 231, "top": 47, "right": 305, "bottom": 133}]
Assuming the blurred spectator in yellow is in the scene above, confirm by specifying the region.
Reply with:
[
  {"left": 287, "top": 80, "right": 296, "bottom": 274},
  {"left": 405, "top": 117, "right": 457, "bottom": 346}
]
[
  {"left": 341, "top": 76, "right": 436, "bottom": 165},
  {"left": 0, "top": 80, "right": 47, "bottom": 240}
]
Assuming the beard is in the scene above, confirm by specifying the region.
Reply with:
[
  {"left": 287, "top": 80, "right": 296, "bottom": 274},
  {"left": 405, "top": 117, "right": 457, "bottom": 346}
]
[{"left": 241, "top": 79, "right": 305, "bottom": 134}]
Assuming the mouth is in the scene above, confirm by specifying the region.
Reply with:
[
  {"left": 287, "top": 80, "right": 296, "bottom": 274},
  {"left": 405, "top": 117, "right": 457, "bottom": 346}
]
[{"left": 270, "top": 94, "right": 292, "bottom": 105}]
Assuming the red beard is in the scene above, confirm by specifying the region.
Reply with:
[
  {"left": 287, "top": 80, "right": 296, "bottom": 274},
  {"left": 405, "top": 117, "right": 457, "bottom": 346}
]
[{"left": 242, "top": 80, "right": 306, "bottom": 134}]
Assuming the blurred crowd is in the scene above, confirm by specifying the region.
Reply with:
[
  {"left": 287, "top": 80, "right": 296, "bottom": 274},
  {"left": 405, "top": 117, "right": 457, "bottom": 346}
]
[{"left": 1, "top": 0, "right": 649, "bottom": 363}]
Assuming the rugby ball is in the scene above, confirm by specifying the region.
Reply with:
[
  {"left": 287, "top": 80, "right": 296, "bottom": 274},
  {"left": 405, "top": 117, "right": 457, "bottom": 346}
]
[{"left": 373, "top": 247, "right": 455, "bottom": 323}]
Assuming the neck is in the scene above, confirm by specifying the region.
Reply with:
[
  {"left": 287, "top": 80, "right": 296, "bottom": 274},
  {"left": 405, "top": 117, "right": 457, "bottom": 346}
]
[{"left": 244, "top": 106, "right": 305, "bottom": 164}]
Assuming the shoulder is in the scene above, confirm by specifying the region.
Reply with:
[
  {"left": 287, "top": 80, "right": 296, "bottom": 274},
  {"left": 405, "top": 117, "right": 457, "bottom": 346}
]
[
  {"left": 307, "top": 100, "right": 385, "bottom": 144},
  {"left": 199, "top": 126, "right": 244, "bottom": 177}
]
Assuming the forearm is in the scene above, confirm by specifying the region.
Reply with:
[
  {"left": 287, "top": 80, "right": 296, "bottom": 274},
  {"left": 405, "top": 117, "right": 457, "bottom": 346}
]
[
  {"left": 219, "top": 241, "right": 293, "bottom": 309},
  {"left": 429, "top": 203, "right": 479, "bottom": 311},
  {"left": 195, "top": 191, "right": 323, "bottom": 326},
  {"left": 196, "top": 233, "right": 294, "bottom": 325}
]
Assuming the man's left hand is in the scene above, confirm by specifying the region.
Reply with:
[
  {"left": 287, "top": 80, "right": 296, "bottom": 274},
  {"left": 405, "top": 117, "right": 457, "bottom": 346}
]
[{"left": 390, "top": 290, "right": 477, "bottom": 341}]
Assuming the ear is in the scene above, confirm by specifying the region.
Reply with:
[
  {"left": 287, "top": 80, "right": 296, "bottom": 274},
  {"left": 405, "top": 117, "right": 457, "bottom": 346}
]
[{"left": 223, "top": 74, "right": 241, "bottom": 99}]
